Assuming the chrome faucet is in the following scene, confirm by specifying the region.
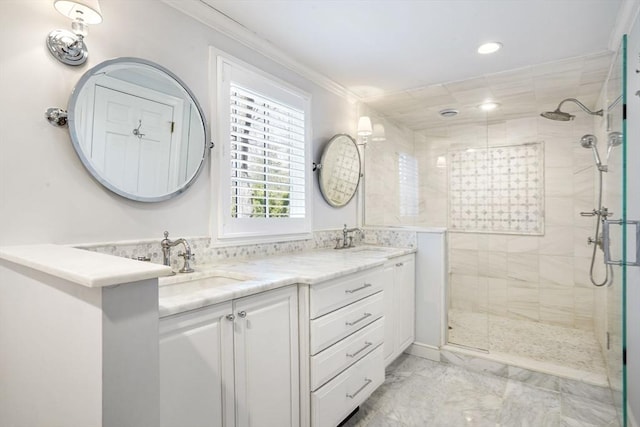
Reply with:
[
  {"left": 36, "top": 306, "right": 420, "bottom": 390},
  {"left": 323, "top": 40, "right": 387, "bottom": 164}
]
[
  {"left": 161, "top": 231, "right": 195, "bottom": 273},
  {"left": 337, "top": 224, "right": 362, "bottom": 249}
]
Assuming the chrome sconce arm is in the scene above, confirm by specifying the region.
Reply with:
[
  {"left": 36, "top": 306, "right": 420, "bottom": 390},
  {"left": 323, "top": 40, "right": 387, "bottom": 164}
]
[{"left": 45, "top": 107, "right": 68, "bottom": 127}]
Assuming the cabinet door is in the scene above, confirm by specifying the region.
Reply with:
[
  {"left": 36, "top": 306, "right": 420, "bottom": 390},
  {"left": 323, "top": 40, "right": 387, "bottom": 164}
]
[
  {"left": 394, "top": 256, "right": 416, "bottom": 353},
  {"left": 159, "top": 302, "right": 234, "bottom": 427},
  {"left": 380, "top": 266, "right": 396, "bottom": 365},
  {"left": 234, "top": 286, "right": 299, "bottom": 427}
]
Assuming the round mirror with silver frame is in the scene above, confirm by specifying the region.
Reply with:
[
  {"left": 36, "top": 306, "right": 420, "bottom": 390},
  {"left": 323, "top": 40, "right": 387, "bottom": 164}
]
[
  {"left": 66, "top": 57, "right": 209, "bottom": 202},
  {"left": 318, "top": 134, "right": 361, "bottom": 207}
]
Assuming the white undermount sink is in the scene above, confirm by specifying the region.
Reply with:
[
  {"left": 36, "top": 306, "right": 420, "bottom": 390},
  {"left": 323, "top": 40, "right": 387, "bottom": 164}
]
[{"left": 159, "top": 272, "right": 253, "bottom": 298}]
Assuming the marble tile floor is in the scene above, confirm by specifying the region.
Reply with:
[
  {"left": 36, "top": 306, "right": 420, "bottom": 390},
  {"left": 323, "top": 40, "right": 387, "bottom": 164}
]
[
  {"left": 343, "top": 354, "right": 620, "bottom": 427},
  {"left": 447, "top": 309, "right": 607, "bottom": 380}
]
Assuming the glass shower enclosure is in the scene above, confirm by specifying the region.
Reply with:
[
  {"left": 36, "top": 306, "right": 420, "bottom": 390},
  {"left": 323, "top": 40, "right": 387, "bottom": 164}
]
[{"left": 445, "top": 36, "right": 628, "bottom": 426}]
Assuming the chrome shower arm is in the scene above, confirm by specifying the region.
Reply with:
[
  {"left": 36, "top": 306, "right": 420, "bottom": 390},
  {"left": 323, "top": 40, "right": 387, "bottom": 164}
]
[{"left": 557, "top": 98, "right": 603, "bottom": 116}]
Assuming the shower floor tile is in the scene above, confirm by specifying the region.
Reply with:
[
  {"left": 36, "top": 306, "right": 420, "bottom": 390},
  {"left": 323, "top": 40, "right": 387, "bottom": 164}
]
[{"left": 447, "top": 309, "right": 607, "bottom": 379}]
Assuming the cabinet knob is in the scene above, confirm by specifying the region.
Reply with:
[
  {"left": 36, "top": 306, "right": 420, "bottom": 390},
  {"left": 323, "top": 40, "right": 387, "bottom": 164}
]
[
  {"left": 395, "top": 262, "right": 404, "bottom": 267},
  {"left": 226, "top": 314, "right": 235, "bottom": 321},
  {"left": 238, "top": 311, "right": 247, "bottom": 318}
]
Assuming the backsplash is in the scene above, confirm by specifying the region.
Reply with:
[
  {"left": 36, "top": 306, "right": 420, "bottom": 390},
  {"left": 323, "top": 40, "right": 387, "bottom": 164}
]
[
  {"left": 363, "top": 228, "right": 418, "bottom": 248},
  {"left": 78, "top": 228, "right": 416, "bottom": 270}
]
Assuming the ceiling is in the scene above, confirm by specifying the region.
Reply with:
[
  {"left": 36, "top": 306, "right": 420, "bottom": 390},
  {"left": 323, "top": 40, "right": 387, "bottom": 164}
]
[{"left": 201, "top": 0, "right": 624, "bottom": 130}]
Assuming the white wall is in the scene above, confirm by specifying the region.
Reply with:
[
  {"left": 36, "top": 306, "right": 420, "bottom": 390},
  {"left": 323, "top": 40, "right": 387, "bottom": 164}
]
[{"left": 0, "top": 0, "right": 357, "bottom": 246}]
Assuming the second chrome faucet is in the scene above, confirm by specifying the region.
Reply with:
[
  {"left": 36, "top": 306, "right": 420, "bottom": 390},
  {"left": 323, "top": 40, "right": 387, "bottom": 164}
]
[
  {"left": 161, "top": 231, "right": 195, "bottom": 273},
  {"left": 335, "top": 224, "right": 362, "bottom": 249}
]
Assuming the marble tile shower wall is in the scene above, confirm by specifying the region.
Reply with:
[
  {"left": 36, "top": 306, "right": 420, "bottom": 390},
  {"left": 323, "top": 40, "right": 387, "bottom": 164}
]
[
  {"left": 363, "top": 112, "right": 418, "bottom": 227},
  {"left": 79, "top": 228, "right": 416, "bottom": 271},
  {"left": 416, "top": 116, "right": 599, "bottom": 330}
]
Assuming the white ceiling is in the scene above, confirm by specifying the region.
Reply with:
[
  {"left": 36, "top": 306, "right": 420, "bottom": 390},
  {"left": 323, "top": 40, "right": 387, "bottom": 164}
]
[{"left": 200, "top": 0, "right": 624, "bottom": 130}]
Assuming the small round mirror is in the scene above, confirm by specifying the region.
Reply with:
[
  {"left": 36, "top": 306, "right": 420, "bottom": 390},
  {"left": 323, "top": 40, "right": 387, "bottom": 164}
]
[
  {"left": 68, "top": 57, "right": 208, "bottom": 202},
  {"left": 318, "top": 134, "right": 361, "bottom": 207}
]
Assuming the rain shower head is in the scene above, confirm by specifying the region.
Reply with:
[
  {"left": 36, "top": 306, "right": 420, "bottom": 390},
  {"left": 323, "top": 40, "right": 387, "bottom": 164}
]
[
  {"left": 540, "top": 109, "right": 575, "bottom": 121},
  {"left": 580, "top": 134, "right": 604, "bottom": 170},
  {"left": 541, "top": 98, "right": 603, "bottom": 121}
]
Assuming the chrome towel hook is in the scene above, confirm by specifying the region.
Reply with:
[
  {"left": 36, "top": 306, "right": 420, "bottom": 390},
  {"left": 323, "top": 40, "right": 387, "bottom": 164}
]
[{"left": 133, "top": 119, "right": 145, "bottom": 139}]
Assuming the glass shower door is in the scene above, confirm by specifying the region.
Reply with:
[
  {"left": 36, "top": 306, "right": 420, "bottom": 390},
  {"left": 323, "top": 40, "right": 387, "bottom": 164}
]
[{"left": 602, "top": 35, "right": 626, "bottom": 427}]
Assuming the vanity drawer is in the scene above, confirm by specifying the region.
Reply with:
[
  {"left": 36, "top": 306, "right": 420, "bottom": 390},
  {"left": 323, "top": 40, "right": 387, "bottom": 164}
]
[
  {"left": 310, "top": 267, "right": 386, "bottom": 319},
  {"left": 310, "top": 292, "right": 383, "bottom": 355},
  {"left": 310, "top": 317, "right": 384, "bottom": 391},
  {"left": 311, "top": 345, "right": 384, "bottom": 427}
]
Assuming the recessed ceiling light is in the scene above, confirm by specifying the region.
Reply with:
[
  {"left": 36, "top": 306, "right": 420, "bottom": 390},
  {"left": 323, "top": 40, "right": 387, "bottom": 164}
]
[
  {"left": 479, "top": 101, "right": 500, "bottom": 111},
  {"left": 477, "top": 42, "right": 502, "bottom": 55}
]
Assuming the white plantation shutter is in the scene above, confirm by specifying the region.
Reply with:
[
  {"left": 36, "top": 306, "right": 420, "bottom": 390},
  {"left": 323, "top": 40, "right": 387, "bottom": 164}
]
[
  {"left": 399, "top": 152, "right": 419, "bottom": 217},
  {"left": 217, "top": 57, "right": 311, "bottom": 240},
  {"left": 230, "top": 84, "right": 306, "bottom": 218}
]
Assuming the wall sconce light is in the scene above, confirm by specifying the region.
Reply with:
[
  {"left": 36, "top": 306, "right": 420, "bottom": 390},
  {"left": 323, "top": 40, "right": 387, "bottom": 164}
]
[
  {"left": 46, "top": 0, "right": 103, "bottom": 66},
  {"left": 371, "top": 123, "right": 386, "bottom": 142},
  {"left": 357, "top": 116, "right": 373, "bottom": 136},
  {"left": 356, "top": 116, "right": 372, "bottom": 146}
]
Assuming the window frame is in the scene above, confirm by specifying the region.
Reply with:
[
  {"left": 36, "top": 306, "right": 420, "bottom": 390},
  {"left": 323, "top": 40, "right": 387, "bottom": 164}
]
[{"left": 214, "top": 53, "right": 313, "bottom": 243}]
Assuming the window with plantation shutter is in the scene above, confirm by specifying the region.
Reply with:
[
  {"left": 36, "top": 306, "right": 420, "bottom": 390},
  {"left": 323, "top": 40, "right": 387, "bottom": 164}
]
[
  {"left": 230, "top": 84, "right": 306, "bottom": 219},
  {"left": 217, "top": 56, "right": 312, "bottom": 240},
  {"left": 398, "top": 152, "right": 419, "bottom": 217}
]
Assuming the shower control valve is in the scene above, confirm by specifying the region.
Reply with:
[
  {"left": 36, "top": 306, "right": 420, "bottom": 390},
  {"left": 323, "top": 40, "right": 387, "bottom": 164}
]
[
  {"left": 580, "top": 207, "right": 611, "bottom": 218},
  {"left": 588, "top": 235, "right": 604, "bottom": 250}
]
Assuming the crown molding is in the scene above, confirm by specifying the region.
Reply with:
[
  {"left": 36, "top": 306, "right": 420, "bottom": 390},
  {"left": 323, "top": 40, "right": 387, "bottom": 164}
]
[
  {"left": 161, "top": 0, "right": 360, "bottom": 103},
  {"left": 609, "top": 0, "right": 640, "bottom": 50}
]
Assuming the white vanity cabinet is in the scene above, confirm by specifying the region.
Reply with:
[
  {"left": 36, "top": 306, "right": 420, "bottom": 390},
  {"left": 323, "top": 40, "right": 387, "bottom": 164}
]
[
  {"left": 300, "top": 266, "right": 387, "bottom": 427},
  {"left": 160, "top": 301, "right": 233, "bottom": 427},
  {"left": 160, "top": 285, "right": 299, "bottom": 427},
  {"left": 383, "top": 254, "right": 416, "bottom": 366}
]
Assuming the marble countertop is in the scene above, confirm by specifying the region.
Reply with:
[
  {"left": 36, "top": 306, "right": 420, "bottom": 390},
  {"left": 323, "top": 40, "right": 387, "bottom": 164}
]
[
  {"left": 0, "top": 244, "right": 173, "bottom": 288},
  {"left": 158, "top": 245, "right": 415, "bottom": 318}
]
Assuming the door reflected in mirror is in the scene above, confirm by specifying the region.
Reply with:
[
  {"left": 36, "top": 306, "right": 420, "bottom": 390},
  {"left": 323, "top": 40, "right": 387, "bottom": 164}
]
[
  {"left": 318, "top": 134, "right": 361, "bottom": 207},
  {"left": 68, "top": 57, "right": 208, "bottom": 202}
]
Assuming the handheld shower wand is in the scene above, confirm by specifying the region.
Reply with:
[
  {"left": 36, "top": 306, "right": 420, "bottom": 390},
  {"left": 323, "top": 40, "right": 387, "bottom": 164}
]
[
  {"left": 580, "top": 134, "right": 605, "bottom": 171},
  {"left": 578, "top": 134, "right": 612, "bottom": 287}
]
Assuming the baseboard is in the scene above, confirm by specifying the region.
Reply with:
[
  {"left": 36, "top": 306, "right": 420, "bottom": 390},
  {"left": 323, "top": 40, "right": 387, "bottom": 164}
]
[
  {"left": 406, "top": 342, "right": 440, "bottom": 362},
  {"left": 629, "top": 404, "right": 639, "bottom": 427}
]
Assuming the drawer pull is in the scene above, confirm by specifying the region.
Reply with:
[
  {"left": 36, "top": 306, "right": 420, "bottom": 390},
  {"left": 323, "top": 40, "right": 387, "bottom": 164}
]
[
  {"left": 344, "top": 283, "right": 372, "bottom": 294},
  {"left": 346, "top": 378, "right": 372, "bottom": 399},
  {"left": 395, "top": 262, "right": 404, "bottom": 267},
  {"left": 345, "top": 312, "right": 372, "bottom": 326},
  {"left": 346, "top": 341, "right": 373, "bottom": 358}
]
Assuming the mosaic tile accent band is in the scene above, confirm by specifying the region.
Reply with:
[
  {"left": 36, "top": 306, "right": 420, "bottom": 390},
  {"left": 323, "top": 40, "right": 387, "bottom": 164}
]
[
  {"left": 448, "top": 142, "right": 544, "bottom": 235},
  {"left": 78, "top": 228, "right": 416, "bottom": 269}
]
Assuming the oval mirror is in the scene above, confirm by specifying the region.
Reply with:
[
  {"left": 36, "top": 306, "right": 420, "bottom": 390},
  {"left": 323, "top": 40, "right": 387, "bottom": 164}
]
[
  {"left": 318, "top": 134, "right": 361, "bottom": 207},
  {"left": 68, "top": 57, "right": 208, "bottom": 202}
]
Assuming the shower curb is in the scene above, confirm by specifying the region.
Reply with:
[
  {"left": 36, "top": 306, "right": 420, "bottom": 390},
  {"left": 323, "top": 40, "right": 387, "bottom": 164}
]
[{"left": 437, "top": 345, "right": 617, "bottom": 406}]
